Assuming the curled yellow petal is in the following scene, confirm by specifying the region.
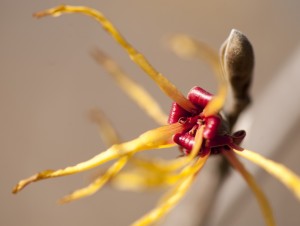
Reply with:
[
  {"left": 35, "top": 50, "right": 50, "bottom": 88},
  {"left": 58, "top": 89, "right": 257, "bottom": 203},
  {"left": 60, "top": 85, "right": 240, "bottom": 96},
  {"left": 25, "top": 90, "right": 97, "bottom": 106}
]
[
  {"left": 112, "top": 152, "right": 209, "bottom": 192},
  {"left": 112, "top": 125, "right": 205, "bottom": 192},
  {"left": 169, "top": 34, "right": 221, "bottom": 72},
  {"left": 111, "top": 167, "right": 176, "bottom": 191},
  {"left": 234, "top": 149, "right": 300, "bottom": 200},
  {"left": 203, "top": 85, "right": 227, "bottom": 117},
  {"left": 60, "top": 156, "right": 129, "bottom": 203},
  {"left": 159, "top": 152, "right": 210, "bottom": 205},
  {"left": 131, "top": 125, "right": 205, "bottom": 174},
  {"left": 163, "top": 124, "right": 205, "bottom": 171},
  {"left": 169, "top": 34, "right": 227, "bottom": 116},
  {"left": 131, "top": 154, "right": 209, "bottom": 226},
  {"left": 12, "top": 123, "right": 183, "bottom": 194},
  {"left": 223, "top": 150, "right": 275, "bottom": 226},
  {"left": 91, "top": 49, "right": 168, "bottom": 125},
  {"left": 89, "top": 108, "right": 121, "bottom": 147},
  {"left": 34, "top": 5, "right": 196, "bottom": 113},
  {"left": 131, "top": 175, "right": 194, "bottom": 226}
]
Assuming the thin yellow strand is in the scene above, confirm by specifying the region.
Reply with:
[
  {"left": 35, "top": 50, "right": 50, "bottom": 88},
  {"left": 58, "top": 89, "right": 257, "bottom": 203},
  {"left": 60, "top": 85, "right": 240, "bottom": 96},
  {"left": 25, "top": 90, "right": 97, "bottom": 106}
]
[
  {"left": 112, "top": 154, "right": 209, "bottom": 191},
  {"left": 60, "top": 156, "right": 129, "bottom": 203},
  {"left": 157, "top": 125, "right": 204, "bottom": 171},
  {"left": 234, "top": 149, "right": 300, "bottom": 200},
  {"left": 204, "top": 85, "right": 227, "bottom": 117},
  {"left": 129, "top": 157, "right": 179, "bottom": 174},
  {"left": 223, "top": 150, "right": 275, "bottom": 226},
  {"left": 131, "top": 154, "right": 209, "bottom": 226},
  {"left": 169, "top": 34, "right": 227, "bottom": 116},
  {"left": 12, "top": 123, "right": 183, "bottom": 193},
  {"left": 89, "top": 108, "right": 121, "bottom": 147},
  {"left": 131, "top": 175, "right": 194, "bottom": 226},
  {"left": 111, "top": 167, "right": 177, "bottom": 191},
  {"left": 130, "top": 125, "right": 205, "bottom": 174},
  {"left": 111, "top": 125, "right": 207, "bottom": 192},
  {"left": 158, "top": 152, "right": 210, "bottom": 205},
  {"left": 111, "top": 125, "right": 205, "bottom": 192},
  {"left": 33, "top": 5, "right": 196, "bottom": 113},
  {"left": 91, "top": 49, "right": 168, "bottom": 125}
]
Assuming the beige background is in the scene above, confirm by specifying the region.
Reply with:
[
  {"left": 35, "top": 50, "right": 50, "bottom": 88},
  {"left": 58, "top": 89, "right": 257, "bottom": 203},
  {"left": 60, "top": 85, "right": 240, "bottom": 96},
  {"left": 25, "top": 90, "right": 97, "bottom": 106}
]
[{"left": 1, "top": 0, "right": 300, "bottom": 225}]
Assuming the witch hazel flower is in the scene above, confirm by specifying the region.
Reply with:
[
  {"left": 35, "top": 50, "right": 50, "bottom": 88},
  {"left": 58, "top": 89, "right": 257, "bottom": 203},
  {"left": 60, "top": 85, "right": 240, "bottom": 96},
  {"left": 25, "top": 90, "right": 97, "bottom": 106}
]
[
  {"left": 168, "top": 86, "right": 246, "bottom": 157},
  {"left": 13, "top": 5, "right": 300, "bottom": 226}
]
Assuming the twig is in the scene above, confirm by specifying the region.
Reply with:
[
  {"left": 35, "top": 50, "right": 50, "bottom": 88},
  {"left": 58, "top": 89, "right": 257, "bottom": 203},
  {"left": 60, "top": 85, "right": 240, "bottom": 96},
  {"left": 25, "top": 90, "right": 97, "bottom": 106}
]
[{"left": 207, "top": 44, "right": 300, "bottom": 226}]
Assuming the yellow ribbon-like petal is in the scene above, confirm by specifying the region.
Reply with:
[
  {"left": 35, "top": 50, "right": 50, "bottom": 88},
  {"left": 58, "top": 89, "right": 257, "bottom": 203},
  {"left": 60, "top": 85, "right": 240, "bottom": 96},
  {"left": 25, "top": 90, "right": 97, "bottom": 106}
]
[
  {"left": 131, "top": 153, "right": 209, "bottom": 226},
  {"left": 89, "top": 109, "right": 121, "bottom": 147},
  {"left": 60, "top": 156, "right": 129, "bottom": 203},
  {"left": 91, "top": 49, "right": 168, "bottom": 125},
  {"left": 112, "top": 125, "right": 205, "bottom": 192},
  {"left": 12, "top": 123, "right": 183, "bottom": 194},
  {"left": 131, "top": 175, "right": 194, "bottom": 226},
  {"left": 223, "top": 150, "right": 275, "bottom": 226},
  {"left": 234, "top": 149, "right": 300, "bottom": 200},
  {"left": 169, "top": 34, "right": 227, "bottom": 117},
  {"left": 158, "top": 152, "right": 210, "bottom": 205},
  {"left": 111, "top": 167, "right": 177, "bottom": 191},
  {"left": 33, "top": 5, "right": 196, "bottom": 113},
  {"left": 112, "top": 156, "right": 210, "bottom": 192},
  {"left": 131, "top": 125, "right": 205, "bottom": 173}
]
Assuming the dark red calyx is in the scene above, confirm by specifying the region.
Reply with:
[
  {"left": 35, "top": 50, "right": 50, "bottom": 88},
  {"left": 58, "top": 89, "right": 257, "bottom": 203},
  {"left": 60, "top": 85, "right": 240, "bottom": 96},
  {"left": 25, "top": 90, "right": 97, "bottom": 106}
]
[
  {"left": 231, "top": 130, "right": 246, "bottom": 145},
  {"left": 207, "top": 130, "right": 246, "bottom": 154}
]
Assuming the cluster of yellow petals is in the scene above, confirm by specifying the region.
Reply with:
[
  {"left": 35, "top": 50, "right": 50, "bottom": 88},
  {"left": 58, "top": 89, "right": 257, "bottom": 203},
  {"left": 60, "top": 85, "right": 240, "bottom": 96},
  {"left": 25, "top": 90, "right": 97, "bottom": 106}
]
[{"left": 13, "top": 5, "right": 300, "bottom": 226}]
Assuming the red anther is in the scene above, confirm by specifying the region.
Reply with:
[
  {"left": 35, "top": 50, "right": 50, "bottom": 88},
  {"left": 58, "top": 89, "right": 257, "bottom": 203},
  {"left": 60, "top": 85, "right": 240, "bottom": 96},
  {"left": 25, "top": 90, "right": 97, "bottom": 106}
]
[
  {"left": 173, "top": 133, "right": 195, "bottom": 151},
  {"left": 181, "top": 115, "right": 201, "bottom": 133},
  {"left": 168, "top": 102, "right": 191, "bottom": 124},
  {"left": 203, "top": 115, "right": 221, "bottom": 139},
  {"left": 188, "top": 124, "right": 199, "bottom": 136},
  {"left": 187, "top": 86, "right": 213, "bottom": 110}
]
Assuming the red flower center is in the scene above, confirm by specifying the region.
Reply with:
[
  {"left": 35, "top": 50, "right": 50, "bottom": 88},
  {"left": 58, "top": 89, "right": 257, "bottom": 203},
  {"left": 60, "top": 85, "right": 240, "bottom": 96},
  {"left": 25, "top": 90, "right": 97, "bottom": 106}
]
[{"left": 168, "top": 86, "right": 245, "bottom": 156}]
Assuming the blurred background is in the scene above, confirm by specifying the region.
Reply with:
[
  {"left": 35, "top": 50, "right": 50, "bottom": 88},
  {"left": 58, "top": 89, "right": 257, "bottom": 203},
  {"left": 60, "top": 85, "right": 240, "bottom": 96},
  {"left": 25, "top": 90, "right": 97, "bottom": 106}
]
[{"left": 1, "top": 0, "right": 300, "bottom": 225}]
